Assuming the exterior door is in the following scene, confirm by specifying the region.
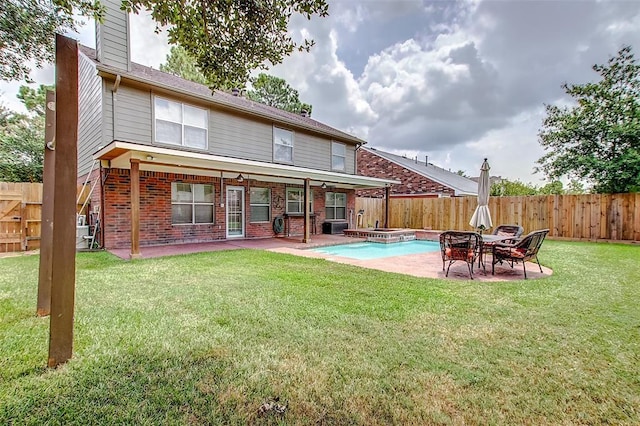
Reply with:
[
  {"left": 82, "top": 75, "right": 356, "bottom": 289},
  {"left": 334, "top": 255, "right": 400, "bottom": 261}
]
[{"left": 226, "top": 186, "right": 245, "bottom": 238}]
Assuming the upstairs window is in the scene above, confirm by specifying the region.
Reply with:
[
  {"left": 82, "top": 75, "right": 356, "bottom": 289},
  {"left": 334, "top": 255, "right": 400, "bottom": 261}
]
[
  {"left": 155, "top": 97, "right": 208, "bottom": 149},
  {"left": 250, "top": 187, "right": 271, "bottom": 223},
  {"left": 332, "top": 142, "right": 346, "bottom": 171},
  {"left": 274, "top": 127, "right": 294, "bottom": 163},
  {"left": 171, "top": 183, "right": 214, "bottom": 224},
  {"left": 286, "top": 187, "right": 313, "bottom": 214},
  {"left": 325, "top": 192, "right": 347, "bottom": 220}
]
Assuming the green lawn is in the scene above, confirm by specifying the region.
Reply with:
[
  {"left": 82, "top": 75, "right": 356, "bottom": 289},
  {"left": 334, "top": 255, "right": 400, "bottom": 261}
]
[{"left": 1, "top": 241, "right": 639, "bottom": 424}]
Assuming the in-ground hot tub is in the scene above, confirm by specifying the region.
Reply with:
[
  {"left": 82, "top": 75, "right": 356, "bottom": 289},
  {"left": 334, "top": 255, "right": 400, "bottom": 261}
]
[{"left": 343, "top": 228, "right": 416, "bottom": 243}]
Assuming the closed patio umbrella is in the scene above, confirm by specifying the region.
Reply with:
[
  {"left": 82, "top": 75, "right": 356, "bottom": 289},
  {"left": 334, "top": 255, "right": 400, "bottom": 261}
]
[{"left": 469, "top": 158, "right": 493, "bottom": 233}]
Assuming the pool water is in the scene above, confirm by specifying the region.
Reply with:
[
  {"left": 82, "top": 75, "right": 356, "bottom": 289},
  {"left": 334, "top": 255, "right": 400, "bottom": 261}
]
[{"left": 310, "top": 240, "right": 440, "bottom": 260}]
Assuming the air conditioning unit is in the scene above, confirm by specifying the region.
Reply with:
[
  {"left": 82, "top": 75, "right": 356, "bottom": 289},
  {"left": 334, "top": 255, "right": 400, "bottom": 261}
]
[{"left": 322, "top": 221, "right": 349, "bottom": 234}]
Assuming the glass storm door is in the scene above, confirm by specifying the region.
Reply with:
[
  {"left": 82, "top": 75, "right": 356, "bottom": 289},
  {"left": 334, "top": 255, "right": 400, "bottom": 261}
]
[{"left": 226, "top": 186, "right": 244, "bottom": 238}]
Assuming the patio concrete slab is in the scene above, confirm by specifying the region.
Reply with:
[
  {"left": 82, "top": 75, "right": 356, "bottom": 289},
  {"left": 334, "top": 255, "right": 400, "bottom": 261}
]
[
  {"left": 107, "top": 234, "right": 359, "bottom": 260},
  {"left": 107, "top": 235, "right": 552, "bottom": 281},
  {"left": 269, "top": 247, "right": 552, "bottom": 282}
]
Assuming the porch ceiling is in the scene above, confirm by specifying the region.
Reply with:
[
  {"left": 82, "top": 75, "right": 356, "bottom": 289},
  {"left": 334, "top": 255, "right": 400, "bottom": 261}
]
[{"left": 94, "top": 141, "right": 399, "bottom": 189}]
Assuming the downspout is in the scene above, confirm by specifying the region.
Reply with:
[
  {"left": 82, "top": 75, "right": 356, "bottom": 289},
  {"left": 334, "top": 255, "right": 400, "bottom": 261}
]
[
  {"left": 354, "top": 142, "right": 363, "bottom": 174},
  {"left": 105, "top": 74, "right": 120, "bottom": 249},
  {"left": 111, "top": 74, "right": 121, "bottom": 141}
]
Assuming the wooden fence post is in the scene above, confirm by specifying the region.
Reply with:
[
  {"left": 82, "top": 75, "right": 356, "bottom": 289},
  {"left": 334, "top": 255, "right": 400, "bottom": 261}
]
[
  {"left": 48, "top": 34, "right": 78, "bottom": 368},
  {"left": 37, "top": 90, "right": 56, "bottom": 317}
]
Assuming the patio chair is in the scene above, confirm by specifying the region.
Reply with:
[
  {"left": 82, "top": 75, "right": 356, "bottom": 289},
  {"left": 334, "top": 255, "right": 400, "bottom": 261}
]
[
  {"left": 439, "top": 231, "right": 482, "bottom": 279},
  {"left": 492, "top": 224, "right": 524, "bottom": 243},
  {"left": 491, "top": 229, "right": 549, "bottom": 279}
]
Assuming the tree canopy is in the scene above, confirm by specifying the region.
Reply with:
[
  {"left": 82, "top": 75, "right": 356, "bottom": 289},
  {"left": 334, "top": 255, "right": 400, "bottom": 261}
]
[
  {"left": 0, "top": 0, "right": 103, "bottom": 81},
  {"left": 0, "top": 85, "right": 52, "bottom": 182},
  {"left": 490, "top": 178, "right": 584, "bottom": 196},
  {"left": 1, "top": 0, "right": 329, "bottom": 86},
  {"left": 159, "top": 48, "right": 313, "bottom": 115},
  {"left": 246, "top": 73, "right": 312, "bottom": 115},
  {"left": 159, "top": 45, "right": 209, "bottom": 85},
  {"left": 537, "top": 46, "right": 640, "bottom": 193}
]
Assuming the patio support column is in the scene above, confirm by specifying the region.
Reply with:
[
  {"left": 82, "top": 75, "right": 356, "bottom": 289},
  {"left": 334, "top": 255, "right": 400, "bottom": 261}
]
[
  {"left": 384, "top": 186, "right": 391, "bottom": 228},
  {"left": 130, "top": 159, "right": 141, "bottom": 259},
  {"left": 303, "top": 178, "right": 311, "bottom": 243}
]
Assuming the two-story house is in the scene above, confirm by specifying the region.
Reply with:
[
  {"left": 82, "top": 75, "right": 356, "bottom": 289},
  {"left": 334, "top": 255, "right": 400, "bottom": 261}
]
[{"left": 78, "top": 0, "right": 396, "bottom": 257}]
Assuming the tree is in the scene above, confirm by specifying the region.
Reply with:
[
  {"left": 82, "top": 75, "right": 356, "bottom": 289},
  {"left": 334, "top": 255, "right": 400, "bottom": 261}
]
[
  {"left": 1, "top": 0, "right": 329, "bottom": 86},
  {"left": 490, "top": 179, "right": 540, "bottom": 196},
  {"left": 538, "top": 180, "right": 564, "bottom": 195},
  {"left": 159, "top": 46, "right": 209, "bottom": 85},
  {"left": 157, "top": 50, "right": 313, "bottom": 115},
  {"left": 537, "top": 46, "right": 640, "bottom": 193},
  {"left": 0, "top": 0, "right": 103, "bottom": 81},
  {"left": 0, "top": 84, "right": 52, "bottom": 182},
  {"left": 566, "top": 179, "right": 586, "bottom": 194},
  {"left": 246, "top": 73, "right": 313, "bottom": 115}
]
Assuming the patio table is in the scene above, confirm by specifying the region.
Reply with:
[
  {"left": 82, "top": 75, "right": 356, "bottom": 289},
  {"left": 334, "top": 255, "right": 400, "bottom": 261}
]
[{"left": 478, "top": 234, "right": 518, "bottom": 270}]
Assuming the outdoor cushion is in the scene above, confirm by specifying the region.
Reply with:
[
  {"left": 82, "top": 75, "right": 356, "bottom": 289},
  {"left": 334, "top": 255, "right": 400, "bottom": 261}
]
[
  {"left": 445, "top": 247, "right": 475, "bottom": 260},
  {"left": 494, "top": 247, "right": 526, "bottom": 258}
]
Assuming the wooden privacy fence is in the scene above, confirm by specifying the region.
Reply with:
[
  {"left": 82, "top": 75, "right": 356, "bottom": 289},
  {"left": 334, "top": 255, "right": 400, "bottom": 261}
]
[
  {"left": 356, "top": 193, "right": 640, "bottom": 242},
  {"left": 0, "top": 182, "right": 89, "bottom": 253}
]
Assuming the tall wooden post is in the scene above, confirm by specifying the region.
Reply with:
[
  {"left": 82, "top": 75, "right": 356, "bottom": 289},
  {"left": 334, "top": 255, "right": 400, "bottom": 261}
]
[
  {"left": 37, "top": 91, "right": 56, "bottom": 317},
  {"left": 303, "top": 178, "right": 311, "bottom": 243},
  {"left": 48, "top": 35, "right": 78, "bottom": 367},
  {"left": 384, "top": 186, "right": 391, "bottom": 228},
  {"left": 130, "top": 159, "right": 141, "bottom": 259}
]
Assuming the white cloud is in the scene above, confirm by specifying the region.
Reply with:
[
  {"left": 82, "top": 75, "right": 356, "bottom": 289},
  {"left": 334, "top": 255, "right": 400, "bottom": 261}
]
[{"left": 276, "top": 0, "right": 640, "bottom": 183}]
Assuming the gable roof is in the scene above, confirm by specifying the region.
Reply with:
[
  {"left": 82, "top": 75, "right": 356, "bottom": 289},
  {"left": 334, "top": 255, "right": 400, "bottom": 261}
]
[
  {"left": 362, "top": 147, "right": 478, "bottom": 196},
  {"left": 78, "top": 45, "right": 365, "bottom": 146}
]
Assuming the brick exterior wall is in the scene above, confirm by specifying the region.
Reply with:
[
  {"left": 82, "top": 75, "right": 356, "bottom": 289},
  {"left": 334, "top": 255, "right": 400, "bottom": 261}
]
[
  {"left": 356, "top": 149, "right": 456, "bottom": 198},
  {"left": 97, "top": 168, "right": 355, "bottom": 249}
]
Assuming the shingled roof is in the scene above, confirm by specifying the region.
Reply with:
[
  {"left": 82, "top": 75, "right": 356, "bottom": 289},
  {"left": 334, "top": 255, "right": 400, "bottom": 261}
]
[
  {"left": 362, "top": 147, "right": 479, "bottom": 196},
  {"left": 79, "top": 45, "right": 365, "bottom": 145}
]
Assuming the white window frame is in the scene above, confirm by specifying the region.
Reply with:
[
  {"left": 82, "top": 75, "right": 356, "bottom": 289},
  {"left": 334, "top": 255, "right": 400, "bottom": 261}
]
[
  {"left": 171, "top": 182, "right": 215, "bottom": 225},
  {"left": 154, "top": 96, "right": 208, "bottom": 149},
  {"left": 286, "top": 187, "right": 313, "bottom": 214},
  {"left": 249, "top": 187, "right": 271, "bottom": 223},
  {"left": 325, "top": 192, "right": 347, "bottom": 220},
  {"left": 273, "top": 127, "right": 294, "bottom": 164},
  {"left": 331, "top": 141, "right": 346, "bottom": 171}
]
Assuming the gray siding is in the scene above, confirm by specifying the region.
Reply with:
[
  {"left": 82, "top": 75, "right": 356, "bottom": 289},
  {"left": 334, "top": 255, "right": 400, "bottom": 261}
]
[
  {"left": 109, "top": 84, "right": 357, "bottom": 173},
  {"left": 295, "top": 133, "right": 331, "bottom": 170},
  {"left": 346, "top": 144, "right": 356, "bottom": 174},
  {"left": 210, "top": 109, "right": 272, "bottom": 162},
  {"left": 210, "top": 109, "right": 355, "bottom": 172},
  {"left": 114, "top": 86, "right": 152, "bottom": 143},
  {"left": 78, "top": 53, "right": 103, "bottom": 176},
  {"left": 96, "top": 0, "right": 130, "bottom": 71}
]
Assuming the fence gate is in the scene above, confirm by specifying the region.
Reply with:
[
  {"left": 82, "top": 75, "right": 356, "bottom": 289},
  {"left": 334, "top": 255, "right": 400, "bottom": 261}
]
[{"left": 0, "top": 192, "right": 24, "bottom": 252}]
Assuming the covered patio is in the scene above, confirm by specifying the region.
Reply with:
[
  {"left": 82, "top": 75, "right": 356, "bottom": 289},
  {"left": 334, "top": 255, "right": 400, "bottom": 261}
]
[{"left": 93, "top": 141, "right": 398, "bottom": 258}]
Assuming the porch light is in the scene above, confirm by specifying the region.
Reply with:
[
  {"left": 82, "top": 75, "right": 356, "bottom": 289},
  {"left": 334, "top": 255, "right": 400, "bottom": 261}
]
[
  {"left": 146, "top": 155, "right": 154, "bottom": 161},
  {"left": 321, "top": 182, "right": 327, "bottom": 189},
  {"left": 237, "top": 173, "right": 244, "bottom": 182}
]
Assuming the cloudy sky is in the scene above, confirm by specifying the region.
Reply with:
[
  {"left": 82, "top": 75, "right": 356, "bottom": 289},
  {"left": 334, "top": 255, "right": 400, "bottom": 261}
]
[{"left": 2, "top": 0, "right": 639, "bottom": 183}]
